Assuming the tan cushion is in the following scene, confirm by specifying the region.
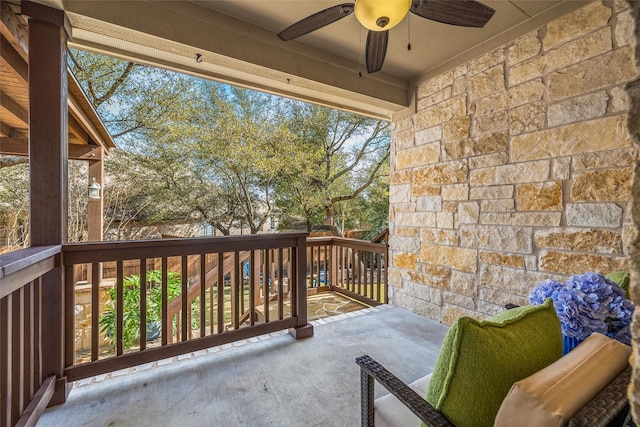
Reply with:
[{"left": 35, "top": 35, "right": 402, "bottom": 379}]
[
  {"left": 374, "top": 374, "right": 432, "bottom": 427},
  {"left": 494, "top": 333, "right": 631, "bottom": 427}
]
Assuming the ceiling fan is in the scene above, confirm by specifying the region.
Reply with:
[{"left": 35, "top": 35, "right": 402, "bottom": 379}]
[{"left": 278, "top": 0, "right": 495, "bottom": 74}]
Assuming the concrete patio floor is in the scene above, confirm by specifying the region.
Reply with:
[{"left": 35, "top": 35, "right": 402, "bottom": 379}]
[{"left": 38, "top": 305, "right": 449, "bottom": 427}]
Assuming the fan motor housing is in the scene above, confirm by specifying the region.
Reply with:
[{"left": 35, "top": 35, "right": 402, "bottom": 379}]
[{"left": 354, "top": 0, "right": 411, "bottom": 31}]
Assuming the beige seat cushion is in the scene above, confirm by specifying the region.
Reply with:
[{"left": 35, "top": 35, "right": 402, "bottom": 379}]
[
  {"left": 374, "top": 374, "right": 432, "bottom": 427},
  {"left": 494, "top": 333, "right": 631, "bottom": 427}
]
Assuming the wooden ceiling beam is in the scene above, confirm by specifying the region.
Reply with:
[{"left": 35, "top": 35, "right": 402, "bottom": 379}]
[
  {"left": 0, "top": 34, "right": 28, "bottom": 84},
  {"left": 68, "top": 114, "right": 90, "bottom": 144},
  {"left": 0, "top": 1, "right": 29, "bottom": 56},
  {"left": 0, "top": 89, "right": 28, "bottom": 125},
  {"left": 0, "top": 137, "right": 103, "bottom": 160}
]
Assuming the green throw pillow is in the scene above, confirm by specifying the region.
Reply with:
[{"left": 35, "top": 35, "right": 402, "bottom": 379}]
[
  {"left": 606, "top": 270, "right": 630, "bottom": 299},
  {"left": 425, "top": 298, "right": 562, "bottom": 427}
]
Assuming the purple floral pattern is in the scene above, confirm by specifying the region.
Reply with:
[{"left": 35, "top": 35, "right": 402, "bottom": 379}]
[{"left": 530, "top": 272, "right": 634, "bottom": 345}]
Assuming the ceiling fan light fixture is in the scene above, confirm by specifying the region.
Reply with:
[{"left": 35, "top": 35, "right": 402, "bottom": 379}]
[{"left": 354, "top": 0, "right": 411, "bottom": 31}]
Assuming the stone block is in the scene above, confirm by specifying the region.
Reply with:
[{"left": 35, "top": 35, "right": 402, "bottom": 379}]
[
  {"left": 416, "top": 96, "right": 466, "bottom": 130},
  {"left": 443, "top": 117, "right": 471, "bottom": 142},
  {"left": 566, "top": 203, "right": 623, "bottom": 227},
  {"left": 472, "top": 111, "right": 509, "bottom": 137},
  {"left": 470, "top": 65, "right": 505, "bottom": 100},
  {"left": 548, "top": 91, "right": 609, "bottom": 127},
  {"left": 479, "top": 251, "right": 526, "bottom": 268},
  {"left": 508, "top": 79, "right": 545, "bottom": 108},
  {"left": 415, "top": 125, "right": 442, "bottom": 146},
  {"left": 615, "top": 9, "right": 634, "bottom": 47},
  {"left": 622, "top": 223, "right": 637, "bottom": 255},
  {"left": 418, "top": 70, "right": 454, "bottom": 99},
  {"left": 442, "top": 184, "right": 469, "bottom": 201},
  {"left": 478, "top": 300, "right": 509, "bottom": 318},
  {"left": 450, "top": 271, "right": 478, "bottom": 297},
  {"left": 469, "top": 185, "right": 514, "bottom": 199},
  {"left": 442, "top": 306, "right": 480, "bottom": 325},
  {"left": 420, "top": 264, "right": 452, "bottom": 279},
  {"left": 573, "top": 147, "right": 638, "bottom": 170},
  {"left": 509, "top": 101, "right": 546, "bottom": 135},
  {"left": 458, "top": 202, "right": 480, "bottom": 225},
  {"left": 395, "top": 128, "right": 415, "bottom": 150},
  {"left": 511, "top": 115, "right": 631, "bottom": 162},
  {"left": 421, "top": 228, "right": 459, "bottom": 246},
  {"left": 471, "top": 92, "right": 508, "bottom": 117},
  {"left": 408, "top": 270, "right": 449, "bottom": 289},
  {"left": 525, "top": 255, "right": 538, "bottom": 271},
  {"left": 453, "top": 76, "right": 466, "bottom": 95},
  {"left": 418, "top": 87, "right": 452, "bottom": 110},
  {"left": 544, "top": 2, "right": 612, "bottom": 50},
  {"left": 549, "top": 47, "right": 635, "bottom": 101},
  {"left": 412, "top": 184, "right": 441, "bottom": 197},
  {"left": 437, "top": 212, "right": 454, "bottom": 229},
  {"left": 459, "top": 225, "right": 532, "bottom": 253},
  {"left": 480, "top": 199, "right": 515, "bottom": 212},
  {"left": 534, "top": 228, "right": 623, "bottom": 253},
  {"left": 469, "top": 152, "right": 510, "bottom": 169},
  {"left": 470, "top": 160, "right": 550, "bottom": 185},
  {"left": 401, "top": 280, "right": 433, "bottom": 302},
  {"left": 509, "top": 56, "right": 545, "bottom": 87},
  {"left": 393, "top": 292, "right": 441, "bottom": 321},
  {"left": 413, "top": 161, "right": 469, "bottom": 187},
  {"left": 442, "top": 201, "right": 458, "bottom": 213},
  {"left": 551, "top": 157, "right": 571, "bottom": 180},
  {"left": 508, "top": 32, "right": 542, "bottom": 66},
  {"left": 610, "top": 86, "right": 630, "bottom": 113},
  {"left": 479, "top": 288, "right": 529, "bottom": 309},
  {"left": 444, "top": 132, "right": 508, "bottom": 160},
  {"left": 544, "top": 27, "right": 612, "bottom": 73},
  {"left": 389, "top": 184, "right": 411, "bottom": 204},
  {"left": 539, "top": 251, "right": 630, "bottom": 275},
  {"left": 391, "top": 203, "right": 416, "bottom": 213},
  {"left": 394, "top": 252, "right": 418, "bottom": 270},
  {"left": 480, "top": 264, "right": 557, "bottom": 297},
  {"left": 390, "top": 170, "right": 411, "bottom": 184},
  {"left": 396, "top": 143, "right": 440, "bottom": 169},
  {"left": 469, "top": 48, "right": 505, "bottom": 75},
  {"left": 572, "top": 168, "right": 633, "bottom": 202},
  {"left": 389, "top": 235, "right": 420, "bottom": 252},
  {"left": 387, "top": 267, "right": 403, "bottom": 288},
  {"left": 443, "top": 291, "right": 476, "bottom": 309},
  {"left": 393, "top": 116, "right": 413, "bottom": 132},
  {"left": 516, "top": 181, "right": 563, "bottom": 211},
  {"left": 420, "top": 243, "right": 478, "bottom": 273},
  {"left": 415, "top": 196, "right": 441, "bottom": 214},
  {"left": 394, "top": 227, "right": 419, "bottom": 237},
  {"left": 395, "top": 212, "right": 438, "bottom": 228},
  {"left": 480, "top": 212, "right": 562, "bottom": 226}
]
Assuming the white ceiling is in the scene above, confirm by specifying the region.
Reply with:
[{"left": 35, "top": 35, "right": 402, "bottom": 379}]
[{"left": 58, "top": 0, "right": 587, "bottom": 119}]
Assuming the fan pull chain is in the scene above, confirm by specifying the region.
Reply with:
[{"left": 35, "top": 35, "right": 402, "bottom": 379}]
[
  {"left": 358, "top": 26, "right": 363, "bottom": 77},
  {"left": 407, "top": 14, "right": 412, "bottom": 51}
]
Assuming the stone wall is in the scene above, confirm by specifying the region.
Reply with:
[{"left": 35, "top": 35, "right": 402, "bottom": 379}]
[{"left": 389, "top": 0, "right": 638, "bottom": 325}]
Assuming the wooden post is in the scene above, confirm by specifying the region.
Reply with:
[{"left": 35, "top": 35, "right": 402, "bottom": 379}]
[
  {"left": 289, "top": 236, "right": 313, "bottom": 340},
  {"left": 22, "top": 0, "right": 72, "bottom": 407}
]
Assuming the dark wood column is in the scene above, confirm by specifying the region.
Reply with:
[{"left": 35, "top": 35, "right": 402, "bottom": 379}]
[{"left": 22, "top": 0, "right": 72, "bottom": 406}]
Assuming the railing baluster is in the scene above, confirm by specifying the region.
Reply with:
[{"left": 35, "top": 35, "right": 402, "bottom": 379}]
[
  {"left": 181, "top": 256, "right": 188, "bottom": 342},
  {"left": 23, "top": 284, "right": 33, "bottom": 404},
  {"left": 249, "top": 251, "right": 256, "bottom": 326},
  {"left": 369, "top": 253, "right": 375, "bottom": 300},
  {"left": 278, "top": 248, "right": 284, "bottom": 320},
  {"left": 139, "top": 259, "right": 147, "bottom": 352},
  {"left": 1, "top": 294, "right": 11, "bottom": 427},
  {"left": 200, "top": 254, "right": 206, "bottom": 339},
  {"left": 378, "top": 253, "right": 383, "bottom": 303},
  {"left": 316, "top": 245, "right": 321, "bottom": 287},
  {"left": 11, "top": 287, "right": 23, "bottom": 423},
  {"left": 232, "top": 251, "right": 240, "bottom": 330},
  {"left": 116, "top": 261, "right": 124, "bottom": 356},
  {"left": 33, "top": 277, "right": 42, "bottom": 388},
  {"left": 64, "top": 264, "right": 74, "bottom": 366},
  {"left": 217, "top": 253, "right": 224, "bottom": 334},
  {"left": 91, "top": 263, "right": 100, "bottom": 360},
  {"left": 161, "top": 257, "right": 168, "bottom": 346},
  {"left": 264, "top": 249, "right": 270, "bottom": 324}
]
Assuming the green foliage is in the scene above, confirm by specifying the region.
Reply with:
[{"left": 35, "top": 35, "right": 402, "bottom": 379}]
[{"left": 99, "top": 270, "right": 184, "bottom": 349}]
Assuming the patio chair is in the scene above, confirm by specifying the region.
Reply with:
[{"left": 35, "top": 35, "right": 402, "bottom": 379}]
[{"left": 356, "top": 300, "right": 633, "bottom": 427}]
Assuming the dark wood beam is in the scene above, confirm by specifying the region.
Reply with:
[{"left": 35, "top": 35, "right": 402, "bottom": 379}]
[
  {"left": 0, "top": 137, "right": 103, "bottom": 160},
  {"left": 0, "top": 34, "right": 28, "bottom": 84},
  {"left": 0, "top": 89, "right": 28, "bottom": 125},
  {"left": 67, "top": 114, "right": 89, "bottom": 144},
  {"left": 0, "top": 1, "right": 29, "bottom": 55}
]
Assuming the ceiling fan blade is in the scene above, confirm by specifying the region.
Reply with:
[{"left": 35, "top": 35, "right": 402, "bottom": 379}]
[
  {"left": 366, "top": 30, "right": 388, "bottom": 74},
  {"left": 410, "top": 0, "right": 495, "bottom": 28},
  {"left": 278, "top": 3, "right": 355, "bottom": 41}
]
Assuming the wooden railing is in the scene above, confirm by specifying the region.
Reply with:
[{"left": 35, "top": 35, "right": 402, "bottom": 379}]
[
  {"left": 1, "top": 246, "right": 60, "bottom": 427},
  {"left": 307, "top": 237, "right": 387, "bottom": 306},
  {"left": 61, "top": 233, "right": 312, "bottom": 382}
]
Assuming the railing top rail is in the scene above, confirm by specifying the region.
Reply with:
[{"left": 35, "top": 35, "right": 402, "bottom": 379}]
[
  {"left": 0, "top": 245, "right": 60, "bottom": 299},
  {"left": 62, "top": 233, "right": 309, "bottom": 264},
  {"left": 0, "top": 245, "right": 60, "bottom": 279}
]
